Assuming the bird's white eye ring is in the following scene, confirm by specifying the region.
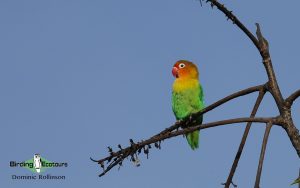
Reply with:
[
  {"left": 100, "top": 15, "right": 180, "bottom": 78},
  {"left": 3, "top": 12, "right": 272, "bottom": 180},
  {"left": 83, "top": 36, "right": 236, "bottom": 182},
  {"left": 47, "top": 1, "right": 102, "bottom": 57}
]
[{"left": 179, "top": 63, "right": 185, "bottom": 68}]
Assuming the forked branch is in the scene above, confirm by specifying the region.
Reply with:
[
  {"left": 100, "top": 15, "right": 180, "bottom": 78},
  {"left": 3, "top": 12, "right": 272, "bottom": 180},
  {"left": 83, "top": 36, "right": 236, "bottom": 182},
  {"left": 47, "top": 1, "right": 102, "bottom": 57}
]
[
  {"left": 205, "top": 1, "right": 300, "bottom": 187},
  {"left": 92, "top": 1, "right": 300, "bottom": 187},
  {"left": 224, "top": 87, "right": 266, "bottom": 187}
]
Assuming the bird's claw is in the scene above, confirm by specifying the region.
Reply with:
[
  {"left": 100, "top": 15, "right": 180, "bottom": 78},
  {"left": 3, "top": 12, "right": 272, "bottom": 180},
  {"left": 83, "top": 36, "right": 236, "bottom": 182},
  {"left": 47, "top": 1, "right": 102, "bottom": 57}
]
[
  {"left": 176, "top": 120, "right": 183, "bottom": 125},
  {"left": 189, "top": 115, "right": 193, "bottom": 122}
]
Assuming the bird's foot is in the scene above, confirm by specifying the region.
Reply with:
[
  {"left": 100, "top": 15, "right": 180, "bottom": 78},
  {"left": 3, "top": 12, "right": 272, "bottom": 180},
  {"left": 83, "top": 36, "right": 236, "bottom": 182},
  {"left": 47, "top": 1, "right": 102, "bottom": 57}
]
[{"left": 175, "top": 120, "right": 183, "bottom": 125}]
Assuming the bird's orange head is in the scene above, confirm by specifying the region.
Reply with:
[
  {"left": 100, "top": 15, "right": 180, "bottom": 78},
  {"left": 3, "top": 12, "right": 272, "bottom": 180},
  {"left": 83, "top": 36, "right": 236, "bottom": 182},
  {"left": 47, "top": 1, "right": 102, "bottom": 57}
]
[{"left": 172, "top": 60, "right": 199, "bottom": 79}]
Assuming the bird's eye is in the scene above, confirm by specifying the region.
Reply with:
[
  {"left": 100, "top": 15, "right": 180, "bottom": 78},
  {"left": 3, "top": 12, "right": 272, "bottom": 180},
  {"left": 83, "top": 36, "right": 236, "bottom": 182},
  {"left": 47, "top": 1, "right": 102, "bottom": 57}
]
[{"left": 179, "top": 63, "right": 185, "bottom": 68}]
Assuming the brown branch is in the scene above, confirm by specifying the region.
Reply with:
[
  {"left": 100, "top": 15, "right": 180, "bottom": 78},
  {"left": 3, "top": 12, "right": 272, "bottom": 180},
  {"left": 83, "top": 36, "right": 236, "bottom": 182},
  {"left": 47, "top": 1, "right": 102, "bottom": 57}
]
[
  {"left": 254, "top": 122, "right": 273, "bottom": 188},
  {"left": 286, "top": 89, "right": 300, "bottom": 107},
  {"left": 282, "top": 90, "right": 300, "bottom": 157},
  {"left": 255, "top": 23, "right": 285, "bottom": 113},
  {"left": 92, "top": 117, "right": 278, "bottom": 177},
  {"left": 172, "top": 117, "right": 277, "bottom": 133},
  {"left": 206, "top": 1, "right": 285, "bottom": 113},
  {"left": 206, "top": 0, "right": 259, "bottom": 50},
  {"left": 280, "top": 111, "right": 300, "bottom": 156},
  {"left": 193, "top": 84, "right": 264, "bottom": 118},
  {"left": 224, "top": 87, "right": 266, "bottom": 188},
  {"left": 208, "top": 0, "right": 300, "bottom": 175}
]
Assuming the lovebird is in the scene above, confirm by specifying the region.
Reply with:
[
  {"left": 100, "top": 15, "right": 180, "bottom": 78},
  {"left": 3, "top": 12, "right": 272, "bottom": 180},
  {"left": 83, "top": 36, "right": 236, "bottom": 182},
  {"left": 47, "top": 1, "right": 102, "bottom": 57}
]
[{"left": 172, "top": 60, "right": 204, "bottom": 150}]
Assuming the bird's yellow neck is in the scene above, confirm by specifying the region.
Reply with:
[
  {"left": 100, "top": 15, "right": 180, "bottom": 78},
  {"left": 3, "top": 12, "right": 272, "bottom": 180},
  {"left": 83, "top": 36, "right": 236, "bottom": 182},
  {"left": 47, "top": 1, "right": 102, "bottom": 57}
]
[{"left": 173, "top": 78, "right": 199, "bottom": 92}]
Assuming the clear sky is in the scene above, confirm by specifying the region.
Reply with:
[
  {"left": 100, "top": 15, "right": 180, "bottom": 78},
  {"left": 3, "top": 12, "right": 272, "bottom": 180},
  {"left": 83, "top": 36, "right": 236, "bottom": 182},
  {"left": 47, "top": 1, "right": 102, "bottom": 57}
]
[{"left": 1, "top": 0, "right": 299, "bottom": 187}]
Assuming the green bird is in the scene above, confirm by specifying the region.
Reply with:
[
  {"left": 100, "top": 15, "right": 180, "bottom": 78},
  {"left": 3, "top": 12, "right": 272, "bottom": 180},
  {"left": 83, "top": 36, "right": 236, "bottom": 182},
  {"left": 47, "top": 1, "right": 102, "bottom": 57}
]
[{"left": 172, "top": 60, "right": 204, "bottom": 150}]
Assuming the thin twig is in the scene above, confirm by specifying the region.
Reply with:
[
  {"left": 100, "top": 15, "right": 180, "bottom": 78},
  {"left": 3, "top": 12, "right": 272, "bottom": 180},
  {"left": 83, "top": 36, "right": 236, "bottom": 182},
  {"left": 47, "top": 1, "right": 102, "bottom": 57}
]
[
  {"left": 254, "top": 122, "right": 273, "bottom": 188},
  {"left": 99, "top": 157, "right": 124, "bottom": 177},
  {"left": 286, "top": 89, "right": 300, "bottom": 107},
  {"left": 206, "top": 0, "right": 259, "bottom": 50},
  {"left": 207, "top": 0, "right": 284, "bottom": 113},
  {"left": 224, "top": 88, "right": 266, "bottom": 188},
  {"left": 193, "top": 84, "right": 264, "bottom": 119}
]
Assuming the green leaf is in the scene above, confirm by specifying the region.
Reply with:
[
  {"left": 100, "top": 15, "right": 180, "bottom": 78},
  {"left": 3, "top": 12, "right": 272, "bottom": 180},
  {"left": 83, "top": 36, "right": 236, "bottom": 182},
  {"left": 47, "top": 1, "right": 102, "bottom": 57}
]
[{"left": 291, "top": 177, "right": 300, "bottom": 185}]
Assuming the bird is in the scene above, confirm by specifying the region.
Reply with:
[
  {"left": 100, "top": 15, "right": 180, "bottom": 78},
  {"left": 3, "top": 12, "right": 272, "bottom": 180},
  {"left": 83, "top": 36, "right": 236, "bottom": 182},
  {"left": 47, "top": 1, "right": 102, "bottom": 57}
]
[{"left": 171, "top": 60, "right": 204, "bottom": 150}]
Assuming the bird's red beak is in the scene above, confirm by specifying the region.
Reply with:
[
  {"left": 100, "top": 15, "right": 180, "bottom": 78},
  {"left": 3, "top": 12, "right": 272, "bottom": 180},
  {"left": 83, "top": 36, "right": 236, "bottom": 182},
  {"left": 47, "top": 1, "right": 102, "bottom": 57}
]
[{"left": 172, "top": 67, "right": 179, "bottom": 78}]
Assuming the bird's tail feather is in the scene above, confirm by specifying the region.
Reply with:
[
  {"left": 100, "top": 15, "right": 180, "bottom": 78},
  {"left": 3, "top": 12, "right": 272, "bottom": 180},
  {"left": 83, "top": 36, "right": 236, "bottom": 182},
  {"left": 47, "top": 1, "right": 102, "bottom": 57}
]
[{"left": 186, "top": 130, "right": 199, "bottom": 150}]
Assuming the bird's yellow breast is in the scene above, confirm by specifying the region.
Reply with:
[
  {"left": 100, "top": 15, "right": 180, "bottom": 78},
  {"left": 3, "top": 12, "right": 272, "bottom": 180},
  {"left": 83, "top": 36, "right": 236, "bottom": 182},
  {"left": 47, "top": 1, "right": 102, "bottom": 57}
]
[{"left": 172, "top": 78, "right": 199, "bottom": 92}]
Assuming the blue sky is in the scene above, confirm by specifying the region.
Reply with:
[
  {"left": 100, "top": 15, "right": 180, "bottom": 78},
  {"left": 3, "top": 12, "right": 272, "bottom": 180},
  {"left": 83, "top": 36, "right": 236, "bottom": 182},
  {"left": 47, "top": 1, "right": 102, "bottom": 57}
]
[{"left": 0, "top": 0, "right": 299, "bottom": 187}]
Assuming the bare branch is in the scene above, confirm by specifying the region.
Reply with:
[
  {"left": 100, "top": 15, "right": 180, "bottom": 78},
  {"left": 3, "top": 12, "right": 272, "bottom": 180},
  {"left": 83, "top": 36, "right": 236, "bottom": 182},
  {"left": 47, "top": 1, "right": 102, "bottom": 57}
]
[
  {"left": 224, "top": 88, "right": 266, "bottom": 188},
  {"left": 206, "top": 0, "right": 300, "bottom": 176},
  {"left": 254, "top": 122, "right": 273, "bottom": 188},
  {"left": 99, "top": 156, "right": 124, "bottom": 177},
  {"left": 193, "top": 84, "right": 265, "bottom": 118},
  {"left": 92, "top": 117, "right": 278, "bottom": 177},
  {"left": 255, "top": 23, "right": 285, "bottom": 112},
  {"left": 205, "top": 0, "right": 259, "bottom": 50},
  {"left": 286, "top": 89, "right": 300, "bottom": 107},
  {"left": 280, "top": 113, "right": 300, "bottom": 156},
  {"left": 206, "top": 0, "right": 285, "bottom": 112}
]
